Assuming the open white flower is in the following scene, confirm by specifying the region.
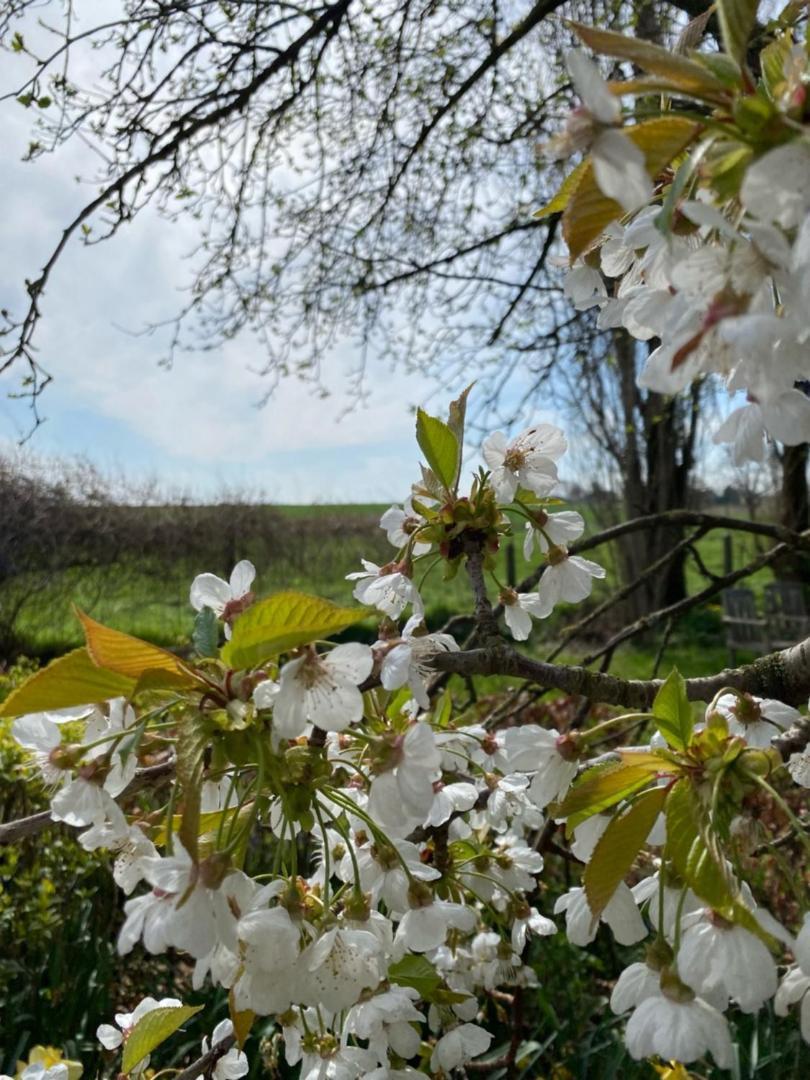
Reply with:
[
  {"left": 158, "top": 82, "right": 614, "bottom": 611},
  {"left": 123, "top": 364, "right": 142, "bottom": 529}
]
[
  {"left": 430, "top": 1023, "right": 493, "bottom": 1073},
  {"left": 482, "top": 423, "right": 567, "bottom": 503},
  {"left": 678, "top": 908, "right": 779, "bottom": 1012},
  {"left": 195, "top": 1020, "right": 248, "bottom": 1080},
  {"left": 97, "top": 996, "right": 183, "bottom": 1056},
  {"left": 273, "top": 643, "right": 373, "bottom": 738},
  {"left": 380, "top": 615, "right": 458, "bottom": 708},
  {"left": 189, "top": 559, "right": 255, "bottom": 637},
  {"left": 554, "top": 884, "right": 647, "bottom": 947},
  {"left": 624, "top": 983, "right": 733, "bottom": 1068},
  {"left": 523, "top": 509, "right": 585, "bottom": 560},
  {"left": 368, "top": 722, "right": 442, "bottom": 834},
  {"left": 234, "top": 903, "right": 302, "bottom": 1014},
  {"left": 396, "top": 899, "right": 477, "bottom": 953},
  {"left": 503, "top": 724, "right": 579, "bottom": 808},
  {"left": 500, "top": 589, "right": 543, "bottom": 642},
  {"left": 534, "top": 550, "right": 605, "bottom": 617},
  {"left": 565, "top": 51, "right": 653, "bottom": 212},
  {"left": 347, "top": 559, "right": 424, "bottom": 618},
  {"left": 299, "top": 925, "right": 385, "bottom": 1012},
  {"left": 380, "top": 499, "right": 431, "bottom": 556},
  {"left": 711, "top": 691, "right": 800, "bottom": 749}
]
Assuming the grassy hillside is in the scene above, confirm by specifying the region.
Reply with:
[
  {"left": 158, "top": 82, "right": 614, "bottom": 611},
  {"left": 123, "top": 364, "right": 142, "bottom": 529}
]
[{"left": 2, "top": 500, "right": 776, "bottom": 681}]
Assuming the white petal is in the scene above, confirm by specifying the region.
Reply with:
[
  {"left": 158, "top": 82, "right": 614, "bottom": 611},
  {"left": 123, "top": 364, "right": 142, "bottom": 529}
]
[
  {"left": 189, "top": 574, "right": 231, "bottom": 614},
  {"left": 229, "top": 560, "right": 256, "bottom": 598},
  {"left": 592, "top": 130, "right": 653, "bottom": 212}
]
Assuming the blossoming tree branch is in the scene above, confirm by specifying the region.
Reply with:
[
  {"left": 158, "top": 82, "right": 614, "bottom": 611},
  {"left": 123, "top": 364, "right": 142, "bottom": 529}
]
[{"left": 4, "top": 2, "right": 810, "bottom": 1077}]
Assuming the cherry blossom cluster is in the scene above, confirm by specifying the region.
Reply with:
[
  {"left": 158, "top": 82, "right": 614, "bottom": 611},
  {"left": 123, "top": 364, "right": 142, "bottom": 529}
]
[
  {"left": 553, "top": 23, "right": 810, "bottom": 463},
  {"left": 5, "top": 393, "right": 809, "bottom": 1076}
]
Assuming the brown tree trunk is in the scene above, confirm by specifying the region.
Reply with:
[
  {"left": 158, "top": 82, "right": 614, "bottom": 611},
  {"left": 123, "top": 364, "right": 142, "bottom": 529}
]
[
  {"left": 778, "top": 443, "right": 810, "bottom": 580},
  {"left": 614, "top": 332, "right": 697, "bottom": 621}
]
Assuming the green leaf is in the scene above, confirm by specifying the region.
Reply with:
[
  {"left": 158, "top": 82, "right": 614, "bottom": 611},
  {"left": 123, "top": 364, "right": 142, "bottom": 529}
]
[
  {"left": 0, "top": 647, "right": 135, "bottom": 718},
  {"left": 563, "top": 116, "right": 699, "bottom": 261},
  {"left": 122, "top": 1004, "right": 203, "bottom": 1074},
  {"left": 556, "top": 750, "right": 671, "bottom": 825},
  {"left": 652, "top": 668, "right": 694, "bottom": 750},
  {"left": 665, "top": 778, "right": 733, "bottom": 910},
  {"left": 534, "top": 160, "right": 588, "bottom": 219},
  {"left": 760, "top": 37, "right": 792, "bottom": 98},
  {"left": 584, "top": 785, "right": 668, "bottom": 918},
  {"left": 717, "top": 0, "right": 761, "bottom": 64},
  {"left": 221, "top": 591, "right": 366, "bottom": 670},
  {"left": 447, "top": 385, "right": 474, "bottom": 487},
  {"left": 175, "top": 713, "right": 213, "bottom": 863},
  {"left": 192, "top": 606, "right": 220, "bottom": 658},
  {"left": 570, "top": 21, "right": 729, "bottom": 99},
  {"left": 77, "top": 608, "right": 200, "bottom": 688},
  {"left": 416, "top": 408, "right": 460, "bottom": 494},
  {"left": 388, "top": 954, "right": 445, "bottom": 1000}
]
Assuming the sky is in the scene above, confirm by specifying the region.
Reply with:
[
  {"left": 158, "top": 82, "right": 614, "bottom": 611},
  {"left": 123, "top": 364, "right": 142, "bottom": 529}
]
[
  {"left": 0, "top": 104, "right": 454, "bottom": 504},
  {"left": 0, "top": 7, "right": 558, "bottom": 505}
]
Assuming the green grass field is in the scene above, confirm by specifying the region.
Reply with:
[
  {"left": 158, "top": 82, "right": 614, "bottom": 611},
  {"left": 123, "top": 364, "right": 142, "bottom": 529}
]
[{"left": 3, "top": 501, "right": 776, "bottom": 680}]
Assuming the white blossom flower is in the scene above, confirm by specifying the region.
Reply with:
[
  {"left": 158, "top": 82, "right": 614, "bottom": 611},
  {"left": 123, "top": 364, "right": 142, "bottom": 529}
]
[
  {"left": 564, "top": 51, "right": 653, "bottom": 212},
  {"left": 97, "top": 995, "right": 182, "bottom": 1052},
  {"left": 195, "top": 1020, "right": 248, "bottom": 1080},
  {"left": 273, "top": 643, "right": 373, "bottom": 738},
  {"left": 503, "top": 725, "right": 579, "bottom": 809},
  {"left": 345, "top": 985, "right": 425, "bottom": 1063},
  {"left": 624, "top": 985, "right": 733, "bottom": 1068},
  {"left": 189, "top": 559, "right": 255, "bottom": 637},
  {"left": 12, "top": 711, "right": 67, "bottom": 784},
  {"left": 299, "top": 925, "right": 385, "bottom": 1012},
  {"left": 353, "top": 838, "right": 441, "bottom": 914},
  {"left": 534, "top": 551, "right": 605, "bottom": 617},
  {"left": 511, "top": 904, "right": 556, "bottom": 954},
  {"left": 395, "top": 899, "right": 477, "bottom": 953},
  {"left": 500, "top": 589, "right": 543, "bottom": 642},
  {"left": 368, "top": 722, "right": 442, "bottom": 834},
  {"left": 482, "top": 424, "right": 567, "bottom": 503},
  {"left": 233, "top": 903, "right": 302, "bottom": 1014},
  {"left": 380, "top": 499, "right": 432, "bottom": 556},
  {"left": 424, "top": 781, "right": 478, "bottom": 827},
  {"left": 610, "top": 961, "right": 661, "bottom": 1014},
  {"left": 554, "top": 884, "right": 647, "bottom": 947},
  {"left": 710, "top": 692, "right": 800, "bottom": 749},
  {"left": 430, "top": 1023, "right": 493, "bottom": 1073},
  {"left": 379, "top": 615, "right": 458, "bottom": 708},
  {"left": 523, "top": 509, "right": 585, "bottom": 560},
  {"left": 677, "top": 908, "right": 779, "bottom": 1012},
  {"left": 347, "top": 559, "right": 424, "bottom": 618}
]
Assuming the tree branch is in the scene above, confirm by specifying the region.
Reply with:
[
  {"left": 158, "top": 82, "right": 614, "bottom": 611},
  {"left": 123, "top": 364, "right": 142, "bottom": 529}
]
[{"left": 430, "top": 634, "right": 810, "bottom": 711}]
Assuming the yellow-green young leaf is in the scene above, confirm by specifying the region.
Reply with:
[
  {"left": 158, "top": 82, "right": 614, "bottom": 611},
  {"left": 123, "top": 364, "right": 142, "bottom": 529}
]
[
  {"left": 76, "top": 608, "right": 200, "bottom": 688},
  {"left": 570, "top": 21, "right": 729, "bottom": 99},
  {"left": 122, "top": 1004, "right": 203, "bottom": 1074},
  {"left": 416, "top": 408, "right": 460, "bottom": 494},
  {"left": 717, "top": 0, "right": 761, "bottom": 64},
  {"left": 584, "top": 785, "right": 668, "bottom": 918},
  {"left": 760, "top": 36, "right": 793, "bottom": 99},
  {"left": 0, "top": 647, "right": 135, "bottom": 718},
  {"left": 664, "top": 778, "right": 732, "bottom": 910},
  {"left": 563, "top": 117, "right": 700, "bottom": 260},
  {"left": 652, "top": 668, "right": 694, "bottom": 750},
  {"left": 221, "top": 591, "right": 366, "bottom": 669},
  {"left": 229, "top": 989, "right": 255, "bottom": 1049},
  {"left": 175, "top": 712, "right": 212, "bottom": 863},
  {"left": 556, "top": 750, "right": 669, "bottom": 824},
  {"left": 534, "top": 160, "right": 589, "bottom": 219},
  {"left": 447, "top": 384, "right": 474, "bottom": 484}
]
